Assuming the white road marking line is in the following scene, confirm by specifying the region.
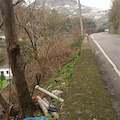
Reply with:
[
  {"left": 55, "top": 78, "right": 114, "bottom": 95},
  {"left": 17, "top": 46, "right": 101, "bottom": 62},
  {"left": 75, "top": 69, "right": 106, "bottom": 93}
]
[{"left": 91, "top": 35, "right": 120, "bottom": 78}]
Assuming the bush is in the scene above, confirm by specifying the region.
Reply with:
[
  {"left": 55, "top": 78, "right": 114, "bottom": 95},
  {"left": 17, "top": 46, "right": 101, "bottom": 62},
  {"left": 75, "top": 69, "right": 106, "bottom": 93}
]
[
  {"left": 97, "top": 27, "right": 105, "bottom": 32},
  {"left": 71, "top": 34, "right": 85, "bottom": 50},
  {"left": 0, "top": 74, "right": 6, "bottom": 90},
  {"left": 0, "top": 74, "right": 6, "bottom": 81}
]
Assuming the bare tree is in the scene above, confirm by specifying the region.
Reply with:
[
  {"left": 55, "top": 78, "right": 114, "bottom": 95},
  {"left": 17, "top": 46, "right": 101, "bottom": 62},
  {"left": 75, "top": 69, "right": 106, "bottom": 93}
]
[
  {"left": 0, "top": 93, "right": 8, "bottom": 112},
  {"left": 0, "top": 0, "right": 34, "bottom": 118},
  {"left": 15, "top": 4, "right": 66, "bottom": 79}
]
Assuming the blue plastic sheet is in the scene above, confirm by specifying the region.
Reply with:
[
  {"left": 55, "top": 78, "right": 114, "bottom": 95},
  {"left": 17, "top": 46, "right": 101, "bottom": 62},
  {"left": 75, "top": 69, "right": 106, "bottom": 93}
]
[{"left": 24, "top": 116, "right": 48, "bottom": 120}]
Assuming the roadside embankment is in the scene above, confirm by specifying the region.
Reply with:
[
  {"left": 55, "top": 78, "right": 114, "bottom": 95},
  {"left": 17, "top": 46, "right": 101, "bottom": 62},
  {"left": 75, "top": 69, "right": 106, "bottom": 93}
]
[{"left": 60, "top": 38, "right": 116, "bottom": 120}]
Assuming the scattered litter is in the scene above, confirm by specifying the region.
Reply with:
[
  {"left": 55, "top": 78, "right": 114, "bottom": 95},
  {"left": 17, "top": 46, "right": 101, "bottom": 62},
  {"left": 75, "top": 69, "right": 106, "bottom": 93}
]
[
  {"left": 46, "top": 85, "right": 52, "bottom": 90},
  {"left": 61, "top": 82, "right": 65, "bottom": 85},
  {"left": 37, "top": 96, "right": 59, "bottom": 112},
  {"left": 37, "top": 96, "right": 49, "bottom": 116},
  {"left": 32, "top": 97, "right": 36, "bottom": 101},
  {"left": 48, "top": 104, "right": 59, "bottom": 112},
  {"left": 35, "top": 85, "right": 64, "bottom": 103},
  {"left": 51, "top": 112, "right": 59, "bottom": 120},
  {"left": 32, "top": 93, "right": 44, "bottom": 101},
  {"left": 24, "top": 116, "right": 48, "bottom": 120},
  {"left": 33, "top": 85, "right": 64, "bottom": 119},
  {"left": 40, "top": 93, "right": 44, "bottom": 98},
  {"left": 52, "top": 90, "right": 63, "bottom": 96},
  {"left": 43, "top": 98, "right": 49, "bottom": 105},
  {"left": 54, "top": 77, "right": 63, "bottom": 83}
]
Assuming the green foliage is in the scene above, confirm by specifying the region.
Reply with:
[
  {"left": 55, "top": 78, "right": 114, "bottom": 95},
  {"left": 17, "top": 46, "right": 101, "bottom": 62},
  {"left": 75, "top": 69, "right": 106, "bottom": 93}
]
[
  {"left": 63, "top": 17, "right": 96, "bottom": 34},
  {"left": 45, "top": 114, "right": 52, "bottom": 120},
  {"left": 113, "top": 19, "right": 120, "bottom": 29},
  {"left": 109, "top": 0, "right": 120, "bottom": 30},
  {"left": 0, "top": 74, "right": 6, "bottom": 90},
  {"left": 102, "top": 21, "right": 110, "bottom": 29},
  {"left": 34, "top": 112, "right": 41, "bottom": 117},
  {"left": 45, "top": 9, "right": 65, "bottom": 36},
  {"left": 71, "top": 34, "right": 85, "bottom": 50},
  {"left": 0, "top": 79, "right": 6, "bottom": 91},
  {"left": 97, "top": 27, "right": 105, "bottom": 32},
  {"left": 52, "top": 99, "right": 60, "bottom": 108},
  {"left": 83, "top": 18, "right": 96, "bottom": 34},
  {"left": 63, "top": 18, "right": 73, "bottom": 31},
  {"left": 0, "top": 74, "right": 6, "bottom": 81},
  {"left": 0, "top": 42, "right": 6, "bottom": 47},
  {"left": 45, "top": 50, "right": 81, "bottom": 91}
]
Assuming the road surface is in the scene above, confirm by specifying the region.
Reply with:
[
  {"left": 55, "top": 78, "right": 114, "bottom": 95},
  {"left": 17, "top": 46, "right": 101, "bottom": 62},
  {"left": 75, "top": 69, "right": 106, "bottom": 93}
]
[
  {"left": 91, "top": 32, "right": 120, "bottom": 120},
  {"left": 92, "top": 32, "right": 120, "bottom": 71}
]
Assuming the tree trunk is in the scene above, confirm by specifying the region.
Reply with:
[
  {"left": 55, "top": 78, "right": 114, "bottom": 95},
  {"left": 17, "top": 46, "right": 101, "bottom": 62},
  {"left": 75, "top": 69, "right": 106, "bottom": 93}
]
[
  {"left": 0, "top": 0, "right": 34, "bottom": 117},
  {"left": 0, "top": 93, "right": 8, "bottom": 111}
]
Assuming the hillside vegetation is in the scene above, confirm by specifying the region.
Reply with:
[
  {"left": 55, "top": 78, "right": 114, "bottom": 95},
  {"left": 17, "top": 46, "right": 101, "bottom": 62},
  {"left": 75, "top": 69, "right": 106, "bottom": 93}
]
[{"left": 109, "top": 0, "right": 120, "bottom": 33}]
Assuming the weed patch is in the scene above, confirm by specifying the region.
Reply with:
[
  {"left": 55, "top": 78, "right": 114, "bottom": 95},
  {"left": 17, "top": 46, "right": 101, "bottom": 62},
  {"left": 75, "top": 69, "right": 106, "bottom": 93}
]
[
  {"left": 45, "top": 50, "right": 81, "bottom": 91},
  {"left": 0, "top": 80, "right": 6, "bottom": 91}
]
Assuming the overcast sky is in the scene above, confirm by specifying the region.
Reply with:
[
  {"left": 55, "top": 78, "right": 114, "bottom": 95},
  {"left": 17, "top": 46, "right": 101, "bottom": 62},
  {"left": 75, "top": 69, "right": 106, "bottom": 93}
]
[
  {"left": 80, "top": 0, "right": 112, "bottom": 10},
  {"left": 25, "top": 0, "right": 112, "bottom": 10}
]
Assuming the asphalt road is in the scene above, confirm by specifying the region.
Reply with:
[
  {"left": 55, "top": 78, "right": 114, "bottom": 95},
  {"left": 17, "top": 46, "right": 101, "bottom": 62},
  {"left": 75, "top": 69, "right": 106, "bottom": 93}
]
[
  {"left": 92, "top": 32, "right": 120, "bottom": 71},
  {"left": 91, "top": 32, "right": 120, "bottom": 120}
]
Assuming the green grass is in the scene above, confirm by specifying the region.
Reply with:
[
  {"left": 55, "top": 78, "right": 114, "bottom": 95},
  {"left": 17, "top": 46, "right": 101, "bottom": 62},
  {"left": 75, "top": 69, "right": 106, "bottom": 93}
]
[
  {"left": 0, "top": 42, "right": 6, "bottom": 47},
  {"left": 2, "top": 80, "right": 6, "bottom": 87},
  {"left": 60, "top": 42, "right": 116, "bottom": 119},
  {"left": 0, "top": 80, "right": 6, "bottom": 90},
  {"left": 45, "top": 50, "right": 81, "bottom": 91}
]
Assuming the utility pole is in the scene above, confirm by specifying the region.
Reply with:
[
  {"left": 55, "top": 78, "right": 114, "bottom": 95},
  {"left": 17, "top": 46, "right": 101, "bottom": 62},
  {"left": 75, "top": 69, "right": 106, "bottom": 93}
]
[{"left": 78, "top": 0, "right": 84, "bottom": 35}]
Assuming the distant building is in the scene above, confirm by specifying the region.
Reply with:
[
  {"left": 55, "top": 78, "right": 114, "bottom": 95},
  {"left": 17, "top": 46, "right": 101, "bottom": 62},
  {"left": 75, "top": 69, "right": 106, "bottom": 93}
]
[
  {"left": 0, "top": 65, "right": 13, "bottom": 79},
  {"left": 0, "top": 36, "right": 5, "bottom": 43}
]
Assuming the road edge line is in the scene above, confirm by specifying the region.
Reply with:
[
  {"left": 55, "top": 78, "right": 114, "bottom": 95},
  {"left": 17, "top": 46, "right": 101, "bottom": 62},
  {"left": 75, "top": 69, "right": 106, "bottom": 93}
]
[{"left": 91, "top": 35, "right": 120, "bottom": 78}]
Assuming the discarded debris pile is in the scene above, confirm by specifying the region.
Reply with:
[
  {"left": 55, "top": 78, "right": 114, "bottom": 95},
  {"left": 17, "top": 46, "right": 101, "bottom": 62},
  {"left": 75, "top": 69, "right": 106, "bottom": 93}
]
[{"left": 24, "top": 85, "right": 64, "bottom": 120}]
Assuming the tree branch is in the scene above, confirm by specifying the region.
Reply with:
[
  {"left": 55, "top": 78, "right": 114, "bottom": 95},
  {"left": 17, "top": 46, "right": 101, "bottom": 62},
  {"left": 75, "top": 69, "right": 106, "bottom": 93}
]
[{"left": 13, "top": 0, "right": 24, "bottom": 6}]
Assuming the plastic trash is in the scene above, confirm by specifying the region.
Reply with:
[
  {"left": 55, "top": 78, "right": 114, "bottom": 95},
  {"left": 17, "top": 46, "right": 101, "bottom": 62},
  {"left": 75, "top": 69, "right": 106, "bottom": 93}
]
[
  {"left": 35, "top": 85, "right": 64, "bottom": 103},
  {"left": 24, "top": 116, "right": 48, "bottom": 120},
  {"left": 32, "top": 97, "right": 36, "bottom": 101},
  {"left": 52, "top": 90, "right": 63, "bottom": 96},
  {"left": 32, "top": 93, "right": 44, "bottom": 101},
  {"left": 48, "top": 104, "right": 59, "bottom": 112},
  {"left": 51, "top": 112, "right": 59, "bottom": 120}
]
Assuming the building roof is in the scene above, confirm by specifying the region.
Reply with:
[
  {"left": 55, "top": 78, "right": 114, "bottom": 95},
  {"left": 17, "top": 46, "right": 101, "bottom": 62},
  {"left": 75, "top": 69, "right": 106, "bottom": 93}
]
[{"left": 0, "top": 64, "right": 10, "bottom": 69}]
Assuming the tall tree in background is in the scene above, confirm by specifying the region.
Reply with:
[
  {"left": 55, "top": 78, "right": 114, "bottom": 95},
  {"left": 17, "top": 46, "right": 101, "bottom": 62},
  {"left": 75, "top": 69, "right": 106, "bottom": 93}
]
[
  {"left": 0, "top": 0, "right": 34, "bottom": 118},
  {"left": 109, "top": 0, "right": 120, "bottom": 30}
]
